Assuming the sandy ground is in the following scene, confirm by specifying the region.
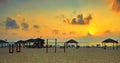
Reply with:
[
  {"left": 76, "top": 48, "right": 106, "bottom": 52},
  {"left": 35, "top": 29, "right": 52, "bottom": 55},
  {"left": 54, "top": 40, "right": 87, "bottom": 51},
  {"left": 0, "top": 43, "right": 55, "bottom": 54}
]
[{"left": 0, "top": 48, "right": 120, "bottom": 63}]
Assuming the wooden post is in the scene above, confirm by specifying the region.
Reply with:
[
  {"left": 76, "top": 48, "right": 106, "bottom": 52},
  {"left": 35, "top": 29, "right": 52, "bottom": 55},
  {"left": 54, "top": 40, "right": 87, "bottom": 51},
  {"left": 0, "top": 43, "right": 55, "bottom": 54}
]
[
  {"left": 16, "top": 43, "right": 21, "bottom": 52},
  {"left": 9, "top": 44, "right": 11, "bottom": 53},
  {"left": 2, "top": 43, "right": 3, "bottom": 48},
  {"left": 64, "top": 43, "right": 66, "bottom": 53},
  {"left": 46, "top": 39, "right": 48, "bottom": 53},
  {"left": 102, "top": 43, "right": 103, "bottom": 49},
  {"left": 9, "top": 44, "right": 14, "bottom": 53},
  {"left": 19, "top": 43, "right": 21, "bottom": 52},
  {"left": 16, "top": 44, "right": 18, "bottom": 52},
  {"left": 29, "top": 42, "right": 30, "bottom": 48},
  {"left": 12, "top": 44, "right": 14, "bottom": 53},
  {"left": 116, "top": 43, "right": 118, "bottom": 49},
  {"left": 55, "top": 39, "right": 57, "bottom": 53},
  {"left": 113, "top": 43, "right": 114, "bottom": 49}
]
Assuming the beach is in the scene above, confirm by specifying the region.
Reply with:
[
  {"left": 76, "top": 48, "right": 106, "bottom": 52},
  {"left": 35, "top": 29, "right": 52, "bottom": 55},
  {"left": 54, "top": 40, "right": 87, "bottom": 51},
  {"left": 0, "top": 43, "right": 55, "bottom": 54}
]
[{"left": 0, "top": 48, "right": 120, "bottom": 63}]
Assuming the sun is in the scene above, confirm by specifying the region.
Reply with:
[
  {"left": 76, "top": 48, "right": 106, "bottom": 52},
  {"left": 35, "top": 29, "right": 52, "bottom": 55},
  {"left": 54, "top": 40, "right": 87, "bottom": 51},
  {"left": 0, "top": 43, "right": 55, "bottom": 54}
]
[{"left": 88, "top": 28, "right": 97, "bottom": 36}]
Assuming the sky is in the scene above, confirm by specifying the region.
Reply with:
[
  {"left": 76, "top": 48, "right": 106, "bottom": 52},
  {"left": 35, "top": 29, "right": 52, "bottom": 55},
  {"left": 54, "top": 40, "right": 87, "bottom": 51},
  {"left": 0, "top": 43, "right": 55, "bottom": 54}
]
[{"left": 0, "top": 0, "right": 120, "bottom": 42}]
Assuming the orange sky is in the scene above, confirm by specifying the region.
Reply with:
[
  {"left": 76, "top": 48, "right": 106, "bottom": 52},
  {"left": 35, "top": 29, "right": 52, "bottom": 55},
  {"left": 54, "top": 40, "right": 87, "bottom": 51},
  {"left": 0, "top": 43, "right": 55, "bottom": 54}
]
[{"left": 0, "top": 0, "right": 120, "bottom": 42}]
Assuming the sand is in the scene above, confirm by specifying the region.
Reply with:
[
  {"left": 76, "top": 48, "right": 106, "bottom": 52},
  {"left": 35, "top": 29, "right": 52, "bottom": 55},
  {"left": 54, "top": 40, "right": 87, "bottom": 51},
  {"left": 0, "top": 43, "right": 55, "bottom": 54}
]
[{"left": 0, "top": 48, "right": 120, "bottom": 63}]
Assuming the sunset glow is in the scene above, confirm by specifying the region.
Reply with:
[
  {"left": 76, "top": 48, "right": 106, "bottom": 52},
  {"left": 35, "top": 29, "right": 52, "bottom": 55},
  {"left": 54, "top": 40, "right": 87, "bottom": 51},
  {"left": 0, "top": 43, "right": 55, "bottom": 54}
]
[{"left": 0, "top": 0, "right": 120, "bottom": 42}]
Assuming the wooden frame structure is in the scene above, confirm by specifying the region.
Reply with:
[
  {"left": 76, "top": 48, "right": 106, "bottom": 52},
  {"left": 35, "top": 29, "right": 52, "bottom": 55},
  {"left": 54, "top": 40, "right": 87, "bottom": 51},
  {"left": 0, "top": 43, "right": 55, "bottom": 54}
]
[
  {"left": 46, "top": 38, "right": 57, "bottom": 53},
  {"left": 102, "top": 38, "right": 118, "bottom": 49}
]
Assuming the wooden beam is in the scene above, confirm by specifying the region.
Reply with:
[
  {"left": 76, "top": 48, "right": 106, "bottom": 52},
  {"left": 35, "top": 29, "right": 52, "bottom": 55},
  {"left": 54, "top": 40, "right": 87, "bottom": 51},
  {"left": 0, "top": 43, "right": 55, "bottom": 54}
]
[
  {"left": 55, "top": 39, "right": 57, "bottom": 53},
  {"left": 46, "top": 39, "right": 48, "bottom": 53},
  {"left": 64, "top": 43, "right": 66, "bottom": 53}
]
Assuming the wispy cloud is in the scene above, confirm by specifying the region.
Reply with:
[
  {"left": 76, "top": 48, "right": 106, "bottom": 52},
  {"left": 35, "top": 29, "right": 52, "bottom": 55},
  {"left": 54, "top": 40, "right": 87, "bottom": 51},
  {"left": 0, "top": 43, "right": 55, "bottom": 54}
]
[{"left": 17, "top": 14, "right": 25, "bottom": 21}]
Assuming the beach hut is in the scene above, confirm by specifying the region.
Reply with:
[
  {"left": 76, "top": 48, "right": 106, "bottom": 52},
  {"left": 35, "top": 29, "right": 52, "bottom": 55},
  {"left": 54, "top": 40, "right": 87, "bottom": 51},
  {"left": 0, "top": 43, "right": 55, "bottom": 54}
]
[
  {"left": 102, "top": 38, "right": 118, "bottom": 49},
  {"left": 25, "top": 38, "right": 45, "bottom": 48},
  {"left": 66, "top": 39, "right": 78, "bottom": 47},
  {"left": 0, "top": 39, "right": 8, "bottom": 48}
]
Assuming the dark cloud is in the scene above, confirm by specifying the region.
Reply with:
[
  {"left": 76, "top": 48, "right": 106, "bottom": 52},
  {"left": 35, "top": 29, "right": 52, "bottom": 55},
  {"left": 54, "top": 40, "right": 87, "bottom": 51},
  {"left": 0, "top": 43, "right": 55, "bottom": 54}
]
[
  {"left": 56, "top": 14, "right": 65, "bottom": 19},
  {"left": 21, "top": 22, "right": 29, "bottom": 30},
  {"left": 111, "top": 0, "right": 120, "bottom": 12},
  {"left": 5, "top": 17, "right": 19, "bottom": 29},
  {"left": 69, "top": 31, "right": 75, "bottom": 35},
  {"left": 62, "top": 33, "right": 66, "bottom": 35},
  {"left": 104, "top": 30, "right": 112, "bottom": 34},
  {"left": 64, "top": 14, "right": 92, "bottom": 25},
  {"left": 53, "top": 29, "right": 59, "bottom": 34},
  {"left": 33, "top": 25, "right": 39, "bottom": 29}
]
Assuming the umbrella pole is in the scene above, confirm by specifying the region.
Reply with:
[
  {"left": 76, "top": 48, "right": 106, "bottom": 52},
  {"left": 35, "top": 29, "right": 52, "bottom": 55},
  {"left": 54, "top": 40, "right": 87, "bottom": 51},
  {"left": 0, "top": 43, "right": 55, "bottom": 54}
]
[
  {"left": 46, "top": 39, "right": 48, "bottom": 53},
  {"left": 113, "top": 43, "right": 114, "bottom": 49},
  {"left": 12, "top": 44, "right": 14, "bottom": 53},
  {"left": 64, "top": 43, "right": 66, "bottom": 53},
  {"left": 55, "top": 39, "right": 57, "bottom": 53},
  {"left": 116, "top": 43, "right": 118, "bottom": 49},
  {"left": 9, "top": 44, "right": 11, "bottom": 53}
]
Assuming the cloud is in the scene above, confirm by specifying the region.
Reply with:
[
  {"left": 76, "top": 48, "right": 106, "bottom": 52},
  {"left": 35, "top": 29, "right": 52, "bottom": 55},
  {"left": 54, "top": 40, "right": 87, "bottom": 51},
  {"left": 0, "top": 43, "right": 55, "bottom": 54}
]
[
  {"left": 64, "top": 14, "right": 92, "bottom": 25},
  {"left": 56, "top": 14, "right": 65, "bottom": 19},
  {"left": 21, "top": 22, "right": 29, "bottom": 30},
  {"left": 17, "top": 14, "right": 25, "bottom": 21},
  {"left": 5, "top": 17, "right": 19, "bottom": 29},
  {"left": 62, "top": 33, "right": 66, "bottom": 35},
  {"left": 33, "top": 25, "right": 39, "bottom": 29},
  {"left": 109, "top": 0, "right": 120, "bottom": 12},
  {"left": 53, "top": 29, "right": 59, "bottom": 34},
  {"left": 69, "top": 31, "right": 75, "bottom": 35}
]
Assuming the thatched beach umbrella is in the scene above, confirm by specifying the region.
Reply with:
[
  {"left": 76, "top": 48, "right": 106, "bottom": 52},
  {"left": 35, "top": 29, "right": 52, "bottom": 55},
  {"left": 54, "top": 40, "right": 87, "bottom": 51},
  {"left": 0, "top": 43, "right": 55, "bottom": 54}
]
[
  {"left": 15, "top": 40, "right": 26, "bottom": 47},
  {"left": 25, "top": 38, "right": 45, "bottom": 48},
  {"left": 66, "top": 39, "right": 78, "bottom": 44},
  {"left": 102, "top": 38, "right": 118, "bottom": 49},
  {"left": 15, "top": 40, "right": 24, "bottom": 44},
  {"left": 34, "top": 38, "right": 45, "bottom": 48},
  {"left": 102, "top": 38, "right": 118, "bottom": 43},
  {"left": 25, "top": 38, "right": 35, "bottom": 47},
  {"left": 0, "top": 39, "right": 8, "bottom": 48},
  {"left": 66, "top": 39, "right": 78, "bottom": 47}
]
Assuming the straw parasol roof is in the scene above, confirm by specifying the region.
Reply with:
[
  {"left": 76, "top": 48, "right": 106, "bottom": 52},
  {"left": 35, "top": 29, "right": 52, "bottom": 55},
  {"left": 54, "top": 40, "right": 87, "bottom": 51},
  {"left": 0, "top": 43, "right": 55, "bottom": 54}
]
[
  {"left": 15, "top": 40, "right": 26, "bottom": 44},
  {"left": 25, "top": 38, "right": 45, "bottom": 43},
  {"left": 66, "top": 39, "right": 78, "bottom": 44},
  {"left": 102, "top": 38, "right": 118, "bottom": 43},
  {"left": 0, "top": 39, "right": 8, "bottom": 43}
]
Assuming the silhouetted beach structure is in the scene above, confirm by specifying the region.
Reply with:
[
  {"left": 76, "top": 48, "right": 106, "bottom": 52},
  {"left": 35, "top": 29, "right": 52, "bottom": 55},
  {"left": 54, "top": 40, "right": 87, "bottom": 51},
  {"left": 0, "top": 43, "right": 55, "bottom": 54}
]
[
  {"left": 66, "top": 39, "right": 78, "bottom": 48},
  {"left": 15, "top": 38, "right": 45, "bottom": 48},
  {"left": 102, "top": 38, "right": 118, "bottom": 49},
  {"left": 0, "top": 39, "right": 8, "bottom": 48}
]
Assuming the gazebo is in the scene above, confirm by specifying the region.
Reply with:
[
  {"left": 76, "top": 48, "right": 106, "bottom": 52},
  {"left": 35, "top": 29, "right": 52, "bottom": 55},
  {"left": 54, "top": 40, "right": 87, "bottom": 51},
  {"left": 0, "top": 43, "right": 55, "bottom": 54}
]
[
  {"left": 102, "top": 38, "right": 118, "bottom": 49},
  {"left": 66, "top": 39, "right": 78, "bottom": 47}
]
